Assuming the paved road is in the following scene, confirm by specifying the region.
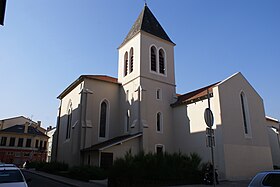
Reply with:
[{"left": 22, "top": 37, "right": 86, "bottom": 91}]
[{"left": 22, "top": 170, "right": 73, "bottom": 187}]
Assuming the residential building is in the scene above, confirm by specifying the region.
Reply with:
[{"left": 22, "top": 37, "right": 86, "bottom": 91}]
[
  {"left": 46, "top": 126, "right": 56, "bottom": 162},
  {"left": 0, "top": 117, "right": 49, "bottom": 166},
  {"left": 52, "top": 4, "right": 275, "bottom": 180}
]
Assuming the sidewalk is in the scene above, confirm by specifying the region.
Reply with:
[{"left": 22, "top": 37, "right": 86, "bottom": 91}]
[
  {"left": 169, "top": 180, "right": 250, "bottom": 187},
  {"left": 23, "top": 169, "right": 107, "bottom": 187}
]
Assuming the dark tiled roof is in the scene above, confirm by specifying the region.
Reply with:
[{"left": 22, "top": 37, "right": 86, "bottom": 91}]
[
  {"left": 0, "top": 125, "right": 48, "bottom": 137},
  {"left": 171, "top": 82, "right": 220, "bottom": 107},
  {"left": 120, "top": 5, "right": 174, "bottom": 47},
  {"left": 57, "top": 75, "right": 120, "bottom": 99},
  {"left": 82, "top": 132, "right": 142, "bottom": 152}
]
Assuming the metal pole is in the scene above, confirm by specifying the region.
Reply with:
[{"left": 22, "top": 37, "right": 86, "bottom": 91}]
[{"left": 207, "top": 89, "right": 216, "bottom": 187}]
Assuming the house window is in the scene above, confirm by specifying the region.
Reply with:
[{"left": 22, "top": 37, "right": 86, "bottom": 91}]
[
  {"left": 159, "top": 49, "right": 165, "bottom": 74},
  {"left": 35, "top": 139, "right": 39, "bottom": 148},
  {"left": 9, "top": 137, "right": 15, "bottom": 147},
  {"left": 1, "top": 137, "right": 7, "bottom": 146},
  {"left": 129, "top": 48, "right": 134, "bottom": 73},
  {"left": 66, "top": 107, "right": 72, "bottom": 140},
  {"left": 99, "top": 101, "right": 107, "bottom": 138},
  {"left": 156, "top": 112, "right": 163, "bottom": 133},
  {"left": 240, "top": 91, "right": 251, "bottom": 137},
  {"left": 39, "top": 140, "right": 43, "bottom": 148},
  {"left": 18, "top": 138, "right": 23, "bottom": 147},
  {"left": 124, "top": 52, "right": 128, "bottom": 76},
  {"left": 156, "top": 89, "right": 161, "bottom": 100},
  {"left": 43, "top": 141, "right": 47, "bottom": 149},
  {"left": 151, "top": 46, "right": 157, "bottom": 72},
  {"left": 155, "top": 144, "right": 164, "bottom": 154},
  {"left": 26, "top": 139, "right": 31, "bottom": 147}
]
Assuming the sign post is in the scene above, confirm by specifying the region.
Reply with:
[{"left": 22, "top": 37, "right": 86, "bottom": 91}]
[{"left": 204, "top": 89, "right": 216, "bottom": 187}]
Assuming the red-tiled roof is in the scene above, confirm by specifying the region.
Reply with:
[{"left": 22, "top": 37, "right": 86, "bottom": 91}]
[
  {"left": 171, "top": 82, "right": 220, "bottom": 107},
  {"left": 83, "top": 75, "right": 118, "bottom": 84}
]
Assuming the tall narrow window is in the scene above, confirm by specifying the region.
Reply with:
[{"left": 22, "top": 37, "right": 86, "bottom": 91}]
[
  {"left": 159, "top": 49, "right": 165, "bottom": 74},
  {"left": 156, "top": 112, "right": 162, "bottom": 132},
  {"left": 1, "top": 137, "right": 7, "bottom": 146},
  {"left": 18, "top": 138, "right": 23, "bottom": 147},
  {"left": 99, "top": 101, "right": 107, "bottom": 138},
  {"left": 156, "top": 89, "right": 161, "bottom": 100},
  {"left": 126, "top": 90, "right": 129, "bottom": 101},
  {"left": 124, "top": 52, "right": 128, "bottom": 76},
  {"left": 125, "top": 110, "right": 130, "bottom": 132},
  {"left": 129, "top": 48, "right": 134, "bottom": 73},
  {"left": 9, "top": 137, "right": 15, "bottom": 147},
  {"left": 240, "top": 92, "right": 251, "bottom": 136},
  {"left": 66, "top": 107, "right": 72, "bottom": 139},
  {"left": 26, "top": 138, "right": 31, "bottom": 147},
  {"left": 151, "top": 46, "right": 157, "bottom": 72},
  {"left": 35, "top": 139, "right": 39, "bottom": 148}
]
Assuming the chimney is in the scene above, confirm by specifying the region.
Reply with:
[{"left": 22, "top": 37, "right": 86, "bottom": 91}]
[
  {"left": 37, "top": 121, "right": 41, "bottom": 127},
  {"left": 24, "top": 122, "right": 29, "bottom": 133}
]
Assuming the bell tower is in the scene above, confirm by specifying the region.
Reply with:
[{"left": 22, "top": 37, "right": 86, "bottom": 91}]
[{"left": 118, "top": 4, "right": 176, "bottom": 153}]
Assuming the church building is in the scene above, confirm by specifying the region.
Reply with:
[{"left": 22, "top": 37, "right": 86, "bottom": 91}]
[{"left": 52, "top": 5, "right": 274, "bottom": 180}]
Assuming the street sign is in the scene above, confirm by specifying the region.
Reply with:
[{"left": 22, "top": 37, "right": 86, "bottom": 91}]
[
  {"left": 204, "top": 108, "right": 214, "bottom": 127},
  {"left": 206, "top": 127, "right": 214, "bottom": 136},
  {"left": 206, "top": 136, "right": 215, "bottom": 147}
]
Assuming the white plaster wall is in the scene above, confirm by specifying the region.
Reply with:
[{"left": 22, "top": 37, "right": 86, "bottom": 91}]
[
  {"left": 172, "top": 89, "right": 226, "bottom": 178},
  {"left": 57, "top": 82, "right": 83, "bottom": 166},
  {"left": 118, "top": 34, "right": 141, "bottom": 85},
  {"left": 218, "top": 73, "right": 273, "bottom": 180},
  {"left": 83, "top": 78, "right": 120, "bottom": 148},
  {"left": 102, "top": 137, "right": 141, "bottom": 160},
  {"left": 140, "top": 32, "right": 175, "bottom": 86}
]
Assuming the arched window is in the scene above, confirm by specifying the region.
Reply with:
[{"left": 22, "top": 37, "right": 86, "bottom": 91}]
[
  {"left": 66, "top": 107, "right": 72, "bottom": 139},
  {"left": 240, "top": 92, "right": 251, "bottom": 136},
  {"left": 159, "top": 49, "right": 165, "bottom": 74},
  {"left": 129, "top": 48, "right": 134, "bottom": 73},
  {"left": 156, "top": 112, "right": 162, "bottom": 132},
  {"left": 99, "top": 101, "right": 107, "bottom": 138},
  {"left": 124, "top": 52, "right": 128, "bottom": 76},
  {"left": 151, "top": 46, "right": 157, "bottom": 72}
]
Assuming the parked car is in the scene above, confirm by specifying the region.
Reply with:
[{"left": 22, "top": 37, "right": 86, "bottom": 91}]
[
  {"left": 248, "top": 170, "right": 280, "bottom": 187},
  {"left": 0, "top": 165, "right": 29, "bottom": 187}
]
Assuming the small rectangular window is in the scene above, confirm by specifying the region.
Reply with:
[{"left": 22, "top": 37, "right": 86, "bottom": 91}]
[
  {"left": 18, "top": 138, "right": 23, "bottom": 147},
  {"left": 35, "top": 140, "right": 39, "bottom": 148},
  {"left": 26, "top": 139, "right": 31, "bottom": 147},
  {"left": 156, "top": 145, "right": 164, "bottom": 154},
  {"left": 43, "top": 141, "right": 47, "bottom": 149},
  {"left": 156, "top": 89, "right": 161, "bottom": 100},
  {"left": 9, "top": 137, "right": 15, "bottom": 146},
  {"left": 1, "top": 137, "right": 7, "bottom": 146}
]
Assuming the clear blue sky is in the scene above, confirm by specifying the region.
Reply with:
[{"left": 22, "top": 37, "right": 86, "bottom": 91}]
[{"left": 0, "top": 0, "right": 279, "bottom": 128}]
